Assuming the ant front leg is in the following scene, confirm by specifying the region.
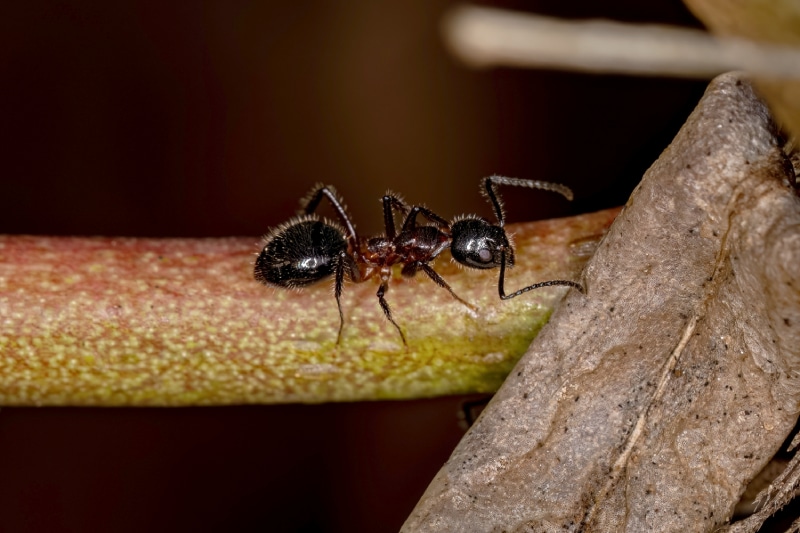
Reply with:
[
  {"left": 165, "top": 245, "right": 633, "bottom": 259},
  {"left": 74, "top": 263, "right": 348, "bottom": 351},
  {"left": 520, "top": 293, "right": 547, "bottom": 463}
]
[
  {"left": 416, "top": 263, "right": 477, "bottom": 312},
  {"left": 497, "top": 250, "right": 584, "bottom": 299}
]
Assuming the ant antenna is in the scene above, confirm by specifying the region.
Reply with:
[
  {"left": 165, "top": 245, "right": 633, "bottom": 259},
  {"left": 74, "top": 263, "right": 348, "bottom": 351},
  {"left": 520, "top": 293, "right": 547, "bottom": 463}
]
[
  {"left": 498, "top": 249, "right": 584, "bottom": 299},
  {"left": 483, "top": 175, "right": 574, "bottom": 227},
  {"left": 483, "top": 176, "right": 583, "bottom": 297}
]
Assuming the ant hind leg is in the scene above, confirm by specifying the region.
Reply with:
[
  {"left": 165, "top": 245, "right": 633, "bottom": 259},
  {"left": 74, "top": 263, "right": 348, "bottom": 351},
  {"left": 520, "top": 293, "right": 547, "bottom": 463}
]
[
  {"left": 302, "top": 184, "right": 358, "bottom": 245},
  {"left": 333, "top": 253, "right": 348, "bottom": 345}
]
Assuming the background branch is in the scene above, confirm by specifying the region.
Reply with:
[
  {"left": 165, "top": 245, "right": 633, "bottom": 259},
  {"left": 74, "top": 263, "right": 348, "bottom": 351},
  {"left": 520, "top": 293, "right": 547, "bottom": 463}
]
[{"left": 443, "top": 6, "right": 800, "bottom": 79}]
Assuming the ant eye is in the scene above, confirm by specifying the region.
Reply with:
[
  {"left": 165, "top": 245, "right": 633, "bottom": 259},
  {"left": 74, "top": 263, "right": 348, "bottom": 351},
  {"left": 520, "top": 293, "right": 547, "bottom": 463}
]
[{"left": 478, "top": 248, "right": 493, "bottom": 263}]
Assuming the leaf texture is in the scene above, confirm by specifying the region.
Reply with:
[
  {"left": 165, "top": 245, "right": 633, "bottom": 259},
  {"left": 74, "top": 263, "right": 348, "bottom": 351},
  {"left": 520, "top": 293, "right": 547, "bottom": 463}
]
[{"left": 403, "top": 73, "right": 800, "bottom": 532}]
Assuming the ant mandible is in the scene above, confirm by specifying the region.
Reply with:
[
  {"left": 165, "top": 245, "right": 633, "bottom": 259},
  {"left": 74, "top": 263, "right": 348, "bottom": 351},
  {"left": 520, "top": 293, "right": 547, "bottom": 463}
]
[{"left": 254, "top": 175, "right": 583, "bottom": 346}]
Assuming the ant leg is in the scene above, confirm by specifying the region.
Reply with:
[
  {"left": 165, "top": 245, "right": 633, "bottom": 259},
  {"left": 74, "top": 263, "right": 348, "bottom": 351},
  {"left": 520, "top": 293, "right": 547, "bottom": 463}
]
[
  {"left": 382, "top": 193, "right": 449, "bottom": 233},
  {"left": 302, "top": 184, "right": 359, "bottom": 245},
  {"left": 376, "top": 281, "right": 408, "bottom": 346},
  {"left": 381, "top": 194, "right": 410, "bottom": 240},
  {"left": 460, "top": 396, "right": 492, "bottom": 428},
  {"left": 400, "top": 262, "right": 419, "bottom": 278},
  {"left": 497, "top": 250, "right": 584, "bottom": 299},
  {"left": 382, "top": 194, "right": 446, "bottom": 235},
  {"left": 333, "top": 253, "right": 347, "bottom": 345},
  {"left": 418, "top": 263, "right": 477, "bottom": 311},
  {"left": 400, "top": 205, "right": 450, "bottom": 233},
  {"left": 483, "top": 175, "right": 574, "bottom": 227}
]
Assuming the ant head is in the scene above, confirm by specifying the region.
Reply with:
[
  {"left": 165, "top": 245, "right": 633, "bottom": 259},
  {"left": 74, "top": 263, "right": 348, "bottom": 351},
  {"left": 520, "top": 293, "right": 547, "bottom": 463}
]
[
  {"left": 450, "top": 216, "right": 514, "bottom": 270},
  {"left": 255, "top": 215, "right": 348, "bottom": 288}
]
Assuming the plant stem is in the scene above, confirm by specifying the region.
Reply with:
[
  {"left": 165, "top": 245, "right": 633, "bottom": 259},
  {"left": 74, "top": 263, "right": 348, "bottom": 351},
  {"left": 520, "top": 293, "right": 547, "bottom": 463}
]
[{"left": 0, "top": 208, "right": 618, "bottom": 406}]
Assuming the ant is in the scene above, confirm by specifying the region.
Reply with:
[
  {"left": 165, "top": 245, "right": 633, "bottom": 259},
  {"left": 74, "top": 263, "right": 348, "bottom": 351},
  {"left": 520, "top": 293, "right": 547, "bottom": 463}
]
[{"left": 254, "top": 175, "right": 583, "bottom": 346}]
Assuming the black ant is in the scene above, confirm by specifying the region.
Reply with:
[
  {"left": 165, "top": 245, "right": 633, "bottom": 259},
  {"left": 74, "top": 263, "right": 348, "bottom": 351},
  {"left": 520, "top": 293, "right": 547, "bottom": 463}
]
[{"left": 254, "top": 175, "right": 583, "bottom": 346}]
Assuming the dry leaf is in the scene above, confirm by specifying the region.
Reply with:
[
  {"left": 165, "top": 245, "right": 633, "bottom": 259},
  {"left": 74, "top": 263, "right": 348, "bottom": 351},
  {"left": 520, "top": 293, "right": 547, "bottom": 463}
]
[
  {"left": 403, "top": 73, "right": 800, "bottom": 531},
  {"left": 725, "top": 433, "right": 800, "bottom": 532}
]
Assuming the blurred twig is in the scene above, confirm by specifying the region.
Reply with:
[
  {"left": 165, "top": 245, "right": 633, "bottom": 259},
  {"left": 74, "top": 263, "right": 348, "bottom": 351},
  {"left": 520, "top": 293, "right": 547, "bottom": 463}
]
[{"left": 443, "top": 6, "right": 800, "bottom": 79}]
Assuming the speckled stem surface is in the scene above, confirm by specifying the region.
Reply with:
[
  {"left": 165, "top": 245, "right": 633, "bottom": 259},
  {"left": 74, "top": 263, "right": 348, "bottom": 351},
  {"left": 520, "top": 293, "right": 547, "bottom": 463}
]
[{"left": 0, "top": 208, "right": 617, "bottom": 406}]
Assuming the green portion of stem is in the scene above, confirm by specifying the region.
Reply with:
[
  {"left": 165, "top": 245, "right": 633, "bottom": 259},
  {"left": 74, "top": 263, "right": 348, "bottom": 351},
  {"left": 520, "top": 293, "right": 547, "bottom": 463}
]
[{"left": 0, "top": 208, "right": 618, "bottom": 406}]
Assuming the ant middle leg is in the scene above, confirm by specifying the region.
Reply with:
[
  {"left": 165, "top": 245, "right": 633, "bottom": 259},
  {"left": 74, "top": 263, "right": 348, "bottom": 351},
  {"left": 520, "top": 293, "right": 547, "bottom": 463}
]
[
  {"left": 376, "top": 277, "right": 408, "bottom": 346},
  {"left": 381, "top": 194, "right": 450, "bottom": 236},
  {"left": 382, "top": 193, "right": 411, "bottom": 240},
  {"left": 401, "top": 205, "right": 450, "bottom": 233}
]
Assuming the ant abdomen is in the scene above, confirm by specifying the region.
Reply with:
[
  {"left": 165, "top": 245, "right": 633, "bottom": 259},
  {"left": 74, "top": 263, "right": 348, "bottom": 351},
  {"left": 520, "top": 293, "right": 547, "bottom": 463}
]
[{"left": 255, "top": 216, "right": 347, "bottom": 288}]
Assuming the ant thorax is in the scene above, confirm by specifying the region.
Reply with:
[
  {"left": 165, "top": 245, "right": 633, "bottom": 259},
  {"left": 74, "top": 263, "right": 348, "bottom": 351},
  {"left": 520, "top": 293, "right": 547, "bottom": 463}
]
[{"left": 394, "top": 226, "right": 451, "bottom": 264}]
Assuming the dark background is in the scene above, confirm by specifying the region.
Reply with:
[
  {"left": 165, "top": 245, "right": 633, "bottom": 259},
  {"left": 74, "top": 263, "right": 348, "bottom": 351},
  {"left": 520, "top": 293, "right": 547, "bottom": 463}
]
[{"left": 0, "top": 1, "right": 712, "bottom": 532}]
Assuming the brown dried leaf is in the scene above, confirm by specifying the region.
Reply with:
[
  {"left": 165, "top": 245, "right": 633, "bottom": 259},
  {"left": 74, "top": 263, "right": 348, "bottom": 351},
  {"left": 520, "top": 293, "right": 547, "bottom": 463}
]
[
  {"left": 725, "top": 437, "right": 800, "bottom": 532},
  {"left": 403, "top": 73, "right": 800, "bottom": 531}
]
